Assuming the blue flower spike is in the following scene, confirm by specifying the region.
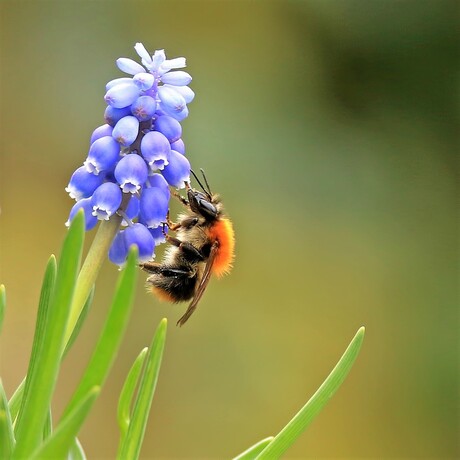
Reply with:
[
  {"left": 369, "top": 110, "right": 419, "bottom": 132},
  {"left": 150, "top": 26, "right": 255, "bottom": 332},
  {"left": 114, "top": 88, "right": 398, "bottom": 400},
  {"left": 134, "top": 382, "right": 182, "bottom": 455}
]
[{"left": 66, "top": 42, "right": 194, "bottom": 266}]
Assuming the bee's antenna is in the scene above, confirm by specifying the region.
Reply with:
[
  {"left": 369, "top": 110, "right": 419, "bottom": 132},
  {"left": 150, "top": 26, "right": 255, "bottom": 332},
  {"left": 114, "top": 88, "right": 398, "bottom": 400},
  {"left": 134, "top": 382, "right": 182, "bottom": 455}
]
[
  {"left": 190, "top": 169, "right": 211, "bottom": 198},
  {"left": 200, "top": 168, "right": 212, "bottom": 196}
]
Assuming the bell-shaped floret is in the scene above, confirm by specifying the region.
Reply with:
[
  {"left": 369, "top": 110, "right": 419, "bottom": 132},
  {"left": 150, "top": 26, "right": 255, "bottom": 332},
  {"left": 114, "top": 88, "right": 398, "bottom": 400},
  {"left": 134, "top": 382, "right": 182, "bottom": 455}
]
[
  {"left": 170, "top": 138, "right": 185, "bottom": 155},
  {"left": 139, "top": 187, "right": 169, "bottom": 228},
  {"left": 84, "top": 136, "right": 120, "bottom": 175},
  {"left": 133, "top": 73, "right": 155, "bottom": 91},
  {"left": 104, "top": 106, "right": 132, "bottom": 127},
  {"left": 116, "top": 58, "right": 146, "bottom": 76},
  {"left": 162, "top": 149, "right": 190, "bottom": 188},
  {"left": 158, "top": 86, "right": 186, "bottom": 114},
  {"left": 114, "top": 153, "right": 148, "bottom": 193},
  {"left": 91, "top": 182, "right": 122, "bottom": 220},
  {"left": 160, "top": 71, "right": 192, "bottom": 86},
  {"left": 140, "top": 131, "right": 171, "bottom": 171},
  {"left": 124, "top": 223, "right": 155, "bottom": 263},
  {"left": 66, "top": 198, "right": 98, "bottom": 231},
  {"left": 66, "top": 165, "right": 105, "bottom": 200}
]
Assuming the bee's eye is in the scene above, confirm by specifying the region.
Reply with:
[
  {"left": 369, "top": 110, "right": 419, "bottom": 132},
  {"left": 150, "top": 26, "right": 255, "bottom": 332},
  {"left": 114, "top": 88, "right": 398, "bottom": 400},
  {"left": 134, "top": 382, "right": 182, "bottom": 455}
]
[{"left": 198, "top": 199, "right": 217, "bottom": 218}]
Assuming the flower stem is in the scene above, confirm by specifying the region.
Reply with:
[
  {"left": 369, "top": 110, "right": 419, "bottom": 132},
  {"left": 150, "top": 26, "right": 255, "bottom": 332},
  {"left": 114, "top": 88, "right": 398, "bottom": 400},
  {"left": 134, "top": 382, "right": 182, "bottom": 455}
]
[{"left": 63, "top": 214, "right": 122, "bottom": 347}]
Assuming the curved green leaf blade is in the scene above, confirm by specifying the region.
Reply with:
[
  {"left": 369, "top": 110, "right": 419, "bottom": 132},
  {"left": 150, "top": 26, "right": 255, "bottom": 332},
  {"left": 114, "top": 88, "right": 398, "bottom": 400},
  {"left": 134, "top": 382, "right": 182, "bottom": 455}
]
[
  {"left": 233, "top": 437, "right": 274, "bottom": 460},
  {"left": 0, "top": 284, "right": 6, "bottom": 336},
  {"left": 117, "top": 347, "right": 148, "bottom": 441},
  {"left": 255, "top": 327, "right": 365, "bottom": 459},
  {"left": 60, "top": 247, "right": 138, "bottom": 423},
  {"left": 0, "top": 380, "right": 15, "bottom": 458},
  {"left": 117, "top": 319, "right": 167, "bottom": 460},
  {"left": 14, "top": 255, "right": 57, "bottom": 434},
  {"left": 68, "top": 437, "right": 86, "bottom": 460},
  {"left": 30, "top": 387, "right": 99, "bottom": 460},
  {"left": 13, "top": 212, "right": 85, "bottom": 459},
  {"left": 63, "top": 285, "right": 95, "bottom": 358}
]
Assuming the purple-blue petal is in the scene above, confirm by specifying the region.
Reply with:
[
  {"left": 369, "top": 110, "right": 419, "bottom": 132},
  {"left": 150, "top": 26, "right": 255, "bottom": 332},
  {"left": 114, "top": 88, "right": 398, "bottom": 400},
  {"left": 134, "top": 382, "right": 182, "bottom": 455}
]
[
  {"left": 114, "top": 153, "right": 148, "bottom": 193},
  {"left": 109, "top": 230, "right": 128, "bottom": 266},
  {"left": 105, "top": 77, "right": 133, "bottom": 91},
  {"left": 147, "top": 173, "right": 170, "bottom": 199},
  {"left": 148, "top": 225, "right": 167, "bottom": 245},
  {"left": 139, "top": 187, "right": 169, "bottom": 228},
  {"left": 170, "top": 138, "right": 185, "bottom": 155},
  {"left": 160, "top": 103, "right": 189, "bottom": 122},
  {"left": 66, "top": 165, "right": 105, "bottom": 200},
  {"left": 66, "top": 198, "right": 98, "bottom": 231},
  {"left": 90, "top": 124, "right": 114, "bottom": 144},
  {"left": 153, "top": 115, "right": 182, "bottom": 143},
  {"left": 122, "top": 195, "right": 140, "bottom": 226},
  {"left": 112, "top": 116, "right": 139, "bottom": 147},
  {"left": 124, "top": 223, "right": 155, "bottom": 262},
  {"left": 162, "top": 149, "right": 191, "bottom": 188},
  {"left": 84, "top": 136, "right": 120, "bottom": 175},
  {"left": 131, "top": 95, "right": 157, "bottom": 121},
  {"left": 104, "top": 82, "right": 140, "bottom": 108},
  {"left": 164, "top": 84, "right": 194, "bottom": 103},
  {"left": 104, "top": 106, "right": 132, "bottom": 127},
  {"left": 91, "top": 182, "right": 122, "bottom": 220}
]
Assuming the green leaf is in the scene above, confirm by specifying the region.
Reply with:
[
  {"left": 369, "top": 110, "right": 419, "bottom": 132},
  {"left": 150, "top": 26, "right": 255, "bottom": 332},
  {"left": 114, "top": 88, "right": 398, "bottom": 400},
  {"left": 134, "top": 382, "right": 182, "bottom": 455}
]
[
  {"left": 8, "top": 380, "right": 24, "bottom": 425},
  {"left": 68, "top": 437, "right": 86, "bottom": 460},
  {"left": 117, "top": 347, "right": 148, "bottom": 443},
  {"left": 117, "top": 319, "right": 167, "bottom": 460},
  {"left": 255, "top": 327, "right": 365, "bottom": 459},
  {"left": 43, "top": 408, "right": 52, "bottom": 441},
  {"left": 13, "top": 212, "right": 85, "bottom": 459},
  {"left": 0, "top": 284, "right": 6, "bottom": 336},
  {"left": 63, "top": 285, "right": 95, "bottom": 358},
  {"left": 30, "top": 387, "right": 99, "bottom": 460},
  {"left": 14, "top": 255, "right": 57, "bottom": 434},
  {"left": 232, "top": 437, "right": 274, "bottom": 460},
  {"left": 0, "top": 380, "right": 15, "bottom": 458},
  {"left": 59, "top": 247, "right": 138, "bottom": 424}
]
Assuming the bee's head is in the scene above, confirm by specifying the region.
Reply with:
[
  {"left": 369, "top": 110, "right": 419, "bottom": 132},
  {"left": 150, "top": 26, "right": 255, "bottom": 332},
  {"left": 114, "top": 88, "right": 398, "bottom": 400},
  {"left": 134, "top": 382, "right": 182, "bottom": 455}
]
[{"left": 186, "top": 169, "right": 221, "bottom": 220}]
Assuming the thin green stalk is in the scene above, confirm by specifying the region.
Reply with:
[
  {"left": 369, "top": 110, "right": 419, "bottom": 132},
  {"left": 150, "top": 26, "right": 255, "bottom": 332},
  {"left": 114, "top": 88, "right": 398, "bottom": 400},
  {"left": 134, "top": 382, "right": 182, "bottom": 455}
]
[{"left": 64, "top": 215, "right": 121, "bottom": 347}]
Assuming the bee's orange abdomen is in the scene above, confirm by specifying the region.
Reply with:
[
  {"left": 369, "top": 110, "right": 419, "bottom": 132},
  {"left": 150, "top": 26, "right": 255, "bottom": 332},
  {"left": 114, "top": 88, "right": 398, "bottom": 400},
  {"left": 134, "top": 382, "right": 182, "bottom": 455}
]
[
  {"left": 208, "top": 218, "right": 235, "bottom": 277},
  {"left": 150, "top": 286, "right": 177, "bottom": 303}
]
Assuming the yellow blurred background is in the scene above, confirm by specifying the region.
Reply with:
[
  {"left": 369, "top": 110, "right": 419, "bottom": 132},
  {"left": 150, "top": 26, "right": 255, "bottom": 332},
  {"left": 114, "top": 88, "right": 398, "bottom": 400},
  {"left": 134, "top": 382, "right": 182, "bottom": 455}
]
[{"left": 0, "top": 1, "right": 458, "bottom": 458}]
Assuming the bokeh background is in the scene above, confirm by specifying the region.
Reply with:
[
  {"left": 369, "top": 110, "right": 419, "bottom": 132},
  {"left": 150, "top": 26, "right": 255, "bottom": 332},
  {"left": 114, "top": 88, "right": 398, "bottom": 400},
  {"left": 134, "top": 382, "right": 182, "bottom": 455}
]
[{"left": 0, "top": 1, "right": 458, "bottom": 458}]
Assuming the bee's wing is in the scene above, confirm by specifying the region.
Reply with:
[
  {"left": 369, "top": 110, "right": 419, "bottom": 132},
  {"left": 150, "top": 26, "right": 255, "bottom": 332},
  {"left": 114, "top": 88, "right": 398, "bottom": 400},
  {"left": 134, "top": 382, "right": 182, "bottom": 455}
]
[{"left": 176, "top": 241, "right": 219, "bottom": 327}]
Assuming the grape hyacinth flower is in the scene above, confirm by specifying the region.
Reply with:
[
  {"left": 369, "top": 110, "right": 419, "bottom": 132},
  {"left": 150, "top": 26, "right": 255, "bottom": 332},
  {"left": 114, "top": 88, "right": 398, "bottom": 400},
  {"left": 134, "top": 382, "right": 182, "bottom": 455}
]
[{"left": 66, "top": 43, "right": 194, "bottom": 266}]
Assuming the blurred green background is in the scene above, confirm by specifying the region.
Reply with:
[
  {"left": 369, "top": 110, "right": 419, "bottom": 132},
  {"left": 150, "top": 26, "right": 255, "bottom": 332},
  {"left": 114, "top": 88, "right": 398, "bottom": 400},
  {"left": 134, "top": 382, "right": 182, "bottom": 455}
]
[{"left": 0, "top": 1, "right": 458, "bottom": 458}]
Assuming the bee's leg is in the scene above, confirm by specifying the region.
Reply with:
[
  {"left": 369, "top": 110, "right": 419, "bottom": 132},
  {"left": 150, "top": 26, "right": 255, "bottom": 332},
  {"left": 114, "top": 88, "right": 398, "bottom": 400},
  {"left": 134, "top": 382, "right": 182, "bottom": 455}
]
[
  {"left": 172, "top": 190, "right": 189, "bottom": 207},
  {"left": 164, "top": 234, "right": 205, "bottom": 261},
  {"left": 140, "top": 262, "right": 192, "bottom": 277}
]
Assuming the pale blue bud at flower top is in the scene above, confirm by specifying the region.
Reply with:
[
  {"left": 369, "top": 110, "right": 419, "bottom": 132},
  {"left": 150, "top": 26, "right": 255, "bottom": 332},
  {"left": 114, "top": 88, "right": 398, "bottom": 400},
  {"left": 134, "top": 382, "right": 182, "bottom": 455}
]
[
  {"left": 66, "top": 198, "right": 98, "bottom": 231},
  {"left": 133, "top": 73, "right": 155, "bottom": 91},
  {"left": 91, "top": 182, "right": 122, "bottom": 220},
  {"left": 139, "top": 186, "right": 169, "bottom": 228},
  {"left": 114, "top": 153, "right": 148, "bottom": 193},
  {"left": 157, "top": 86, "right": 186, "bottom": 114},
  {"left": 134, "top": 42, "right": 153, "bottom": 67},
  {"left": 164, "top": 84, "right": 195, "bottom": 103},
  {"left": 131, "top": 95, "right": 157, "bottom": 121},
  {"left": 66, "top": 165, "right": 105, "bottom": 200},
  {"left": 84, "top": 136, "right": 120, "bottom": 175},
  {"left": 116, "top": 58, "right": 145, "bottom": 76},
  {"left": 160, "top": 103, "right": 189, "bottom": 122},
  {"left": 141, "top": 131, "right": 170, "bottom": 171},
  {"left": 160, "top": 57, "right": 186, "bottom": 72},
  {"left": 106, "top": 77, "right": 133, "bottom": 91},
  {"left": 154, "top": 115, "right": 182, "bottom": 143},
  {"left": 160, "top": 71, "right": 192, "bottom": 86},
  {"left": 90, "top": 124, "right": 113, "bottom": 144},
  {"left": 104, "top": 82, "right": 140, "bottom": 108},
  {"left": 162, "top": 150, "right": 190, "bottom": 188},
  {"left": 112, "top": 116, "right": 139, "bottom": 147}
]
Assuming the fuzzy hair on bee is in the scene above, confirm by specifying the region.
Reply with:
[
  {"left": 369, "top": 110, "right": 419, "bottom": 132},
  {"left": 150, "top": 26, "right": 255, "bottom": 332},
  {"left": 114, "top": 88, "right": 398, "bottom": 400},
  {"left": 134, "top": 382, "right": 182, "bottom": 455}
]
[{"left": 141, "top": 170, "right": 235, "bottom": 326}]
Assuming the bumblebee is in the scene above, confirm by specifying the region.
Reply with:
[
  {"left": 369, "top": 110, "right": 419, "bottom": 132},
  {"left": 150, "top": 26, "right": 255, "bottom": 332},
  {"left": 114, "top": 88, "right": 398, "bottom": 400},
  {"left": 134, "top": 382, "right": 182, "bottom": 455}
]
[{"left": 141, "top": 170, "right": 235, "bottom": 326}]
